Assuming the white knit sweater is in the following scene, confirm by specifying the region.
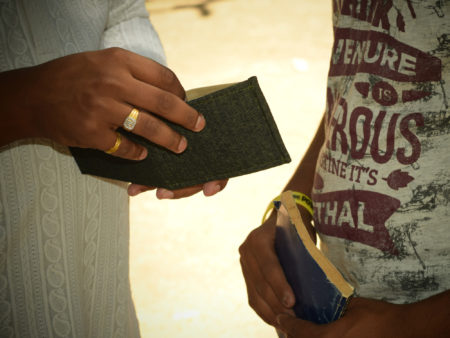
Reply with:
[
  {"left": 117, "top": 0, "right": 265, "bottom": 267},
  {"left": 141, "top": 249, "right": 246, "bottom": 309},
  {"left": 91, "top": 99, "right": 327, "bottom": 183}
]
[{"left": 0, "top": 1, "right": 165, "bottom": 336}]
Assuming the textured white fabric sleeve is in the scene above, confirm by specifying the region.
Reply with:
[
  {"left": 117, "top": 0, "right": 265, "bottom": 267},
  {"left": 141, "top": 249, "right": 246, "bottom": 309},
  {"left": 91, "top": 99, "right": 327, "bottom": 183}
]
[{"left": 101, "top": 0, "right": 166, "bottom": 65}]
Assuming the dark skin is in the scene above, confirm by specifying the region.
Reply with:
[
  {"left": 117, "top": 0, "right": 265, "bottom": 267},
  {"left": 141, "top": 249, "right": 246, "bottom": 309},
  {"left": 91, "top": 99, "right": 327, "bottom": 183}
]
[
  {"left": 1, "top": 47, "right": 227, "bottom": 198},
  {"left": 239, "top": 117, "right": 450, "bottom": 337},
  {"left": 276, "top": 293, "right": 450, "bottom": 338}
]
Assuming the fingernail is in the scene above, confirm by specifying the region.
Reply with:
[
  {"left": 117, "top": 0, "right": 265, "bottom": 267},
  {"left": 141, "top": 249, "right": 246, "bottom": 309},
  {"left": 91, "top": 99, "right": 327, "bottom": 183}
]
[
  {"left": 283, "top": 294, "right": 294, "bottom": 307},
  {"left": 177, "top": 136, "right": 187, "bottom": 153},
  {"left": 156, "top": 188, "right": 174, "bottom": 199},
  {"left": 194, "top": 114, "right": 205, "bottom": 131},
  {"left": 276, "top": 314, "right": 282, "bottom": 324},
  {"left": 204, "top": 184, "right": 221, "bottom": 197},
  {"left": 276, "top": 314, "right": 285, "bottom": 325},
  {"left": 128, "top": 185, "right": 140, "bottom": 196},
  {"left": 138, "top": 148, "right": 148, "bottom": 160}
]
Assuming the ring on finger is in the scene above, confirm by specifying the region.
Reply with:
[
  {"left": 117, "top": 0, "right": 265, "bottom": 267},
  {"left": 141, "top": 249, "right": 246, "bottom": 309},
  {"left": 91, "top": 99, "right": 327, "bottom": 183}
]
[
  {"left": 123, "top": 107, "right": 140, "bottom": 131},
  {"left": 105, "top": 132, "right": 122, "bottom": 154}
]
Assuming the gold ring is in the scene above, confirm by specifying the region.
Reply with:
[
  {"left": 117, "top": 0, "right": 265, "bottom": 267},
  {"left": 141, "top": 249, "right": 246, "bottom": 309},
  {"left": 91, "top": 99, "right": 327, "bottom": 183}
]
[
  {"left": 123, "top": 108, "right": 140, "bottom": 131},
  {"left": 105, "top": 132, "right": 122, "bottom": 154}
]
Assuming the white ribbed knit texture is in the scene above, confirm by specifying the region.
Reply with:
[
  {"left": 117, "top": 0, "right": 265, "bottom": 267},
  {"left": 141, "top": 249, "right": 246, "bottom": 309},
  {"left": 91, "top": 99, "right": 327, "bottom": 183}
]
[{"left": 0, "top": 1, "right": 165, "bottom": 336}]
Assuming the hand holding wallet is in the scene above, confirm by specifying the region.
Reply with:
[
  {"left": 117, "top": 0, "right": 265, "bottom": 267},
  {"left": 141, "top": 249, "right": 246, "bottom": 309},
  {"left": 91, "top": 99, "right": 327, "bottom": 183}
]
[{"left": 70, "top": 77, "right": 291, "bottom": 190}]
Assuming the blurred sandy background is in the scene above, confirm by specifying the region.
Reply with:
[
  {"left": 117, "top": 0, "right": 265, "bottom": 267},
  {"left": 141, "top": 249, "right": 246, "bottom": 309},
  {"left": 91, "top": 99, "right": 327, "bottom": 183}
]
[{"left": 130, "top": 0, "right": 332, "bottom": 336}]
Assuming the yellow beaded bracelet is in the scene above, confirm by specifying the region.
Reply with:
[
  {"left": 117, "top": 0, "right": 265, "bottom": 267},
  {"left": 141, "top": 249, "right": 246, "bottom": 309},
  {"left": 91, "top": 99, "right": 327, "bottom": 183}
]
[{"left": 262, "top": 191, "right": 313, "bottom": 223}]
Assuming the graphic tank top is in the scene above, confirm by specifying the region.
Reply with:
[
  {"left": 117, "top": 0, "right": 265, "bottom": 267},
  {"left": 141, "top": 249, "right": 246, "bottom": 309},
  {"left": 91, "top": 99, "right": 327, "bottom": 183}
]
[{"left": 313, "top": 0, "right": 450, "bottom": 303}]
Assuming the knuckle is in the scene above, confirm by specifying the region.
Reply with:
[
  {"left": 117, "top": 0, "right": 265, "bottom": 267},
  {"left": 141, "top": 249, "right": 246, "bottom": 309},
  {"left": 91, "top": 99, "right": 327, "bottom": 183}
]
[
  {"left": 105, "top": 47, "right": 126, "bottom": 61},
  {"left": 75, "top": 123, "right": 101, "bottom": 148},
  {"left": 260, "top": 262, "right": 276, "bottom": 277},
  {"left": 247, "top": 298, "right": 257, "bottom": 310},
  {"left": 159, "top": 66, "right": 178, "bottom": 88},
  {"left": 99, "top": 48, "right": 130, "bottom": 73},
  {"left": 142, "top": 117, "right": 161, "bottom": 137},
  {"left": 77, "top": 87, "right": 111, "bottom": 114},
  {"left": 266, "top": 318, "right": 277, "bottom": 327},
  {"left": 98, "top": 74, "right": 124, "bottom": 95},
  {"left": 78, "top": 90, "right": 98, "bottom": 111},
  {"left": 83, "top": 120, "right": 100, "bottom": 135},
  {"left": 238, "top": 242, "right": 249, "bottom": 256},
  {"left": 159, "top": 67, "right": 185, "bottom": 99},
  {"left": 255, "top": 281, "right": 270, "bottom": 298},
  {"left": 246, "top": 230, "right": 261, "bottom": 246},
  {"left": 238, "top": 244, "right": 245, "bottom": 256},
  {"left": 156, "top": 92, "right": 175, "bottom": 112},
  {"left": 185, "top": 111, "right": 198, "bottom": 129},
  {"left": 76, "top": 114, "right": 99, "bottom": 135},
  {"left": 247, "top": 297, "right": 275, "bottom": 326},
  {"left": 238, "top": 256, "right": 246, "bottom": 270}
]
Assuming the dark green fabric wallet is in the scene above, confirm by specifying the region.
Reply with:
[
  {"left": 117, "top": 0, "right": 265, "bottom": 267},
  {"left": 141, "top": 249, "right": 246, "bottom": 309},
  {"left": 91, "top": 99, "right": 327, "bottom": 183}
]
[{"left": 70, "top": 76, "right": 291, "bottom": 190}]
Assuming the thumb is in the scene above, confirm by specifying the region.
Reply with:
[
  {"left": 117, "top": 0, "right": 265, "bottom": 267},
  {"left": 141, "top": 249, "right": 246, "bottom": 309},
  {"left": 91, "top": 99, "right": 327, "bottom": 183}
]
[
  {"left": 277, "top": 313, "right": 315, "bottom": 336},
  {"left": 276, "top": 313, "right": 296, "bottom": 329}
]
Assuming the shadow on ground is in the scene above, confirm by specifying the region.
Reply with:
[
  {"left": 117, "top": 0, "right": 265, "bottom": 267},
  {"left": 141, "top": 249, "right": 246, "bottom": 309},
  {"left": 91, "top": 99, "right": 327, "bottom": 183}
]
[{"left": 151, "top": 0, "right": 231, "bottom": 17}]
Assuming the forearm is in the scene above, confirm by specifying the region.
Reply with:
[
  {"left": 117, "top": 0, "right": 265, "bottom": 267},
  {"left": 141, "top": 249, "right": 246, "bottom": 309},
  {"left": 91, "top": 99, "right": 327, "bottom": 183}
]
[
  {"left": 0, "top": 68, "right": 40, "bottom": 146},
  {"left": 402, "top": 289, "right": 450, "bottom": 337},
  {"left": 284, "top": 116, "right": 324, "bottom": 193},
  {"left": 279, "top": 115, "right": 325, "bottom": 225},
  {"left": 276, "top": 291, "right": 450, "bottom": 337}
]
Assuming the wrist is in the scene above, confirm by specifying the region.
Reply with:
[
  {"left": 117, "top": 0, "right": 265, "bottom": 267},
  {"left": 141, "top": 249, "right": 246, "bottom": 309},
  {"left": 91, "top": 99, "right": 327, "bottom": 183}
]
[
  {"left": 262, "top": 190, "right": 314, "bottom": 225},
  {"left": 0, "top": 68, "right": 41, "bottom": 145},
  {"left": 262, "top": 191, "right": 316, "bottom": 243},
  {"left": 399, "top": 290, "right": 450, "bottom": 337}
]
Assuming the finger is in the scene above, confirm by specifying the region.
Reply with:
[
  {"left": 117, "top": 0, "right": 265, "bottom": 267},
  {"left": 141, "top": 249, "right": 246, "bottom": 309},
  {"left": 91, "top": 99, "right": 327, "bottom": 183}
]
[
  {"left": 256, "top": 249, "right": 296, "bottom": 308},
  {"left": 203, "top": 180, "right": 228, "bottom": 197},
  {"left": 124, "top": 52, "right": 186, "bottom": 99},
  {"left": 241, "top": 251, "right": 293, "bottom": 319},
  {"left": 127, "top": 184, "right": 155, "bottom": 197},
  {"left": 102, "top": 131, "right": 148, "bottom": 161},
  {"left": 276, "top": 314, "right": 320, "bottom": 337},
  {"left": 156, "top": 185, "right": 202, "bottom": 200},
  {"left": 132, "top": 110, "right": 189, "bottom": 154},
  {"left": 240, "top": 256, "right": 280, "bottom": 326},
  {"left": 252, "top": 225, "right": 296, "bottom": 308},
  {"left": 276, "top": 314, "right": 299, "bottom": 335},
  {"left": 79, "top": 97, "right": 184, "bottom": 157},
  {"left": 124, "top": 82, "right": 205, "bottom": 132},
  {"left": 155, "top": 179, "right": 228, "bottom": 200},
  {"left": 111, "top": 102, "right": 190, "bottom": 154}
]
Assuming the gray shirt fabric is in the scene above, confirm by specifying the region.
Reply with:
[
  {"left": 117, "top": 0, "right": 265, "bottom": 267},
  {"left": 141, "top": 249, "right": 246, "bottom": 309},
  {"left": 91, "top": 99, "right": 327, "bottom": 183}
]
[{"left": 313, "top": 0, "right": 450, "bottom": 304}]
